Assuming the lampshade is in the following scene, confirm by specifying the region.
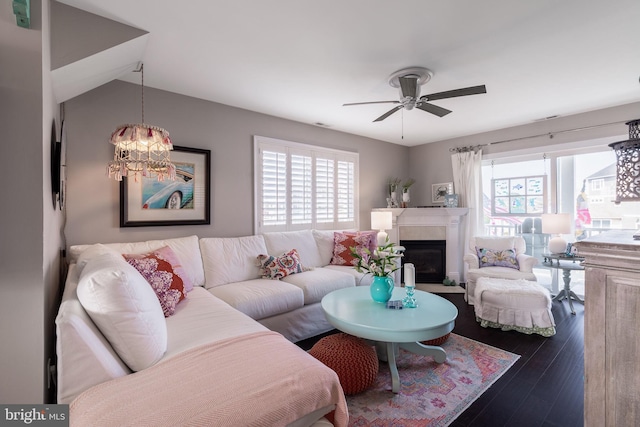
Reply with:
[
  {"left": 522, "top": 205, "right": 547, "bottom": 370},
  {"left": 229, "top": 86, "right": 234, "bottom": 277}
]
[
  {"left": 107, "top": 64, "right": 175, "bottom": 182},
  {"left": 608, "top": 119, "right": 640, "bottom": 204},
  {"left": 371, "top": 211, "right": 393, "bottom": 246},
  {"left": 542, "top": 213, "right": 571, "bottom": 254},
  {"left": 541, "top": 213, "right": 571, "bottom": 234},
  {"left": 371, "top": 211, "right": 392, "bottom": 231}
]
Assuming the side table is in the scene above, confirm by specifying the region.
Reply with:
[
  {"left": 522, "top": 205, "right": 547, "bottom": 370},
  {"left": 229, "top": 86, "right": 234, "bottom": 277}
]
[{"left": 543, "top": 253, "right": 585, "bottom": 314}]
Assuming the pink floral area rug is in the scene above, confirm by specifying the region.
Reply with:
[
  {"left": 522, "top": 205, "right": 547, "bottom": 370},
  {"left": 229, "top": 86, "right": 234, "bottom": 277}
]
[{"left": 346, "top": 334, "right": 520, "bottom": 427}]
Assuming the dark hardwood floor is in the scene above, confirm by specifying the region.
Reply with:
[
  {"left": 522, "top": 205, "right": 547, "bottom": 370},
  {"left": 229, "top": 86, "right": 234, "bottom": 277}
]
[{"left": 297, "top": 292, "right": 584, "bottom": 427}]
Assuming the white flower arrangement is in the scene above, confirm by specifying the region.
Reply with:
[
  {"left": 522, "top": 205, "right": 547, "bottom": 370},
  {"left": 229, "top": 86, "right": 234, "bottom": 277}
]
[{"left": 350, "top": 238, "right": 403, "bottom": 277}]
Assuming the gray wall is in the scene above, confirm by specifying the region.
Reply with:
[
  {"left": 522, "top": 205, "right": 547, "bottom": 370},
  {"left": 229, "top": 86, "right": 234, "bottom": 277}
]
[
  {"left": 0, "top": 0, "right": 63, "bottom": 403},
  {"left": 407, "top": 102, "right": 640, "bottom": 207},
  {"left": 64, "top": 80, "right": 409, "bottom": 246}
]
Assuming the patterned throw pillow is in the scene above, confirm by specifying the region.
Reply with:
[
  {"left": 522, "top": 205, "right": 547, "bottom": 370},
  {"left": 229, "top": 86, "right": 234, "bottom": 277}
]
[
  {"left": 330, "top": 231, "right": 377, "bottom": 266},
  {"left": 476, "top": 247, "right": 519, "bottom": 270},
  {"left": 123, "top": 246, "right": 188, "bottom": 317},
  {"left": 257, "top": 249, "right": 303, "bottom": 280}
]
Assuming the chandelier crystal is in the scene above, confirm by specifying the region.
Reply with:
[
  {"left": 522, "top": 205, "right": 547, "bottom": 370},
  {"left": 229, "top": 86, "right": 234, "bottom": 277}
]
[{"left": 107, "top": 64, "right": 175, "bottom": 181}]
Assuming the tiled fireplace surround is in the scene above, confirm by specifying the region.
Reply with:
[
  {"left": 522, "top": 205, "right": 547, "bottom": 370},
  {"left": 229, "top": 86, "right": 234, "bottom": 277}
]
[{"left": 373, "top": 208, "right": 469, "bottom": 284}]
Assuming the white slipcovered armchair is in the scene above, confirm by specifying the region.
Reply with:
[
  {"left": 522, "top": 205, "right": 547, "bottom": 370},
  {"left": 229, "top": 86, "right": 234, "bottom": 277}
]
[{"left": 463, "top": 236, "right": 538, "bottom": 305}]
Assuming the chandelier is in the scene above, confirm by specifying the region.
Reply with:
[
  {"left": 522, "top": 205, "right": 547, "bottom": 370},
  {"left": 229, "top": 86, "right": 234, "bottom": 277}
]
[
  {"left": 609, "top": 119, "right": 640, "bottom": 203},
  {"left": 107, "top": 64, "right": 175, "bottom": 181}
]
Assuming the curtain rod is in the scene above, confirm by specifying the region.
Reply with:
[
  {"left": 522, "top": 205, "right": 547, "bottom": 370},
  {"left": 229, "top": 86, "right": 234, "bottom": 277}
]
[{"left": 449, "top": 119, "right": 631, "bottom": 153}]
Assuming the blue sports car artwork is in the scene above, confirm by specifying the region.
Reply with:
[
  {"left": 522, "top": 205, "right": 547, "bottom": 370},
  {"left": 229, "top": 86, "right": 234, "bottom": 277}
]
[{"left": 142, "top": 164, "right": 195, "bottom": 209}]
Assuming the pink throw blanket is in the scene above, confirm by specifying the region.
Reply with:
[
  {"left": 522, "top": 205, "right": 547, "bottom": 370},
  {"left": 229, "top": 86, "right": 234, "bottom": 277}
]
[{"left": 70, "top": 331, "right": 348, "bottom": 426}]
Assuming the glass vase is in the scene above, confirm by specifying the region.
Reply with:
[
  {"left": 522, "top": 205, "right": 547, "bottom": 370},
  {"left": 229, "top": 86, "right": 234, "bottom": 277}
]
[{"left": 370, "top": 275, "right": 394, "bottom": 303}]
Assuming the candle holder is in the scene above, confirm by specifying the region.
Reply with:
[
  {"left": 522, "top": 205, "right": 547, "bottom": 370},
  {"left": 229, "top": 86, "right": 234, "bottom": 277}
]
[{"left": 402, "top": 284, "right": 417, "bottom": 308}]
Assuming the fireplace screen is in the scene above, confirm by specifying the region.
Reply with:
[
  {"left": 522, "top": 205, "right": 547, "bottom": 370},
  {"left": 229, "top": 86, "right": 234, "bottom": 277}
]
[{"left": 400, "top": 240, "right": 446, "bottom": 284}]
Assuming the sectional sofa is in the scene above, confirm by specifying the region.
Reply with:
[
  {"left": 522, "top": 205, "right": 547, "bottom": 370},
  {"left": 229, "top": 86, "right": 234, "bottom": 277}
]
[{"left": 56, "top": 229, "right": 378, "bottom": 426}]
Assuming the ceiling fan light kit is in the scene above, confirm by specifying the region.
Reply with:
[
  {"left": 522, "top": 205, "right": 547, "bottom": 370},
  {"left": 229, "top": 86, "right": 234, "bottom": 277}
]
[{"left": 344, "top": 66, "right": 487, "bottom": 123}]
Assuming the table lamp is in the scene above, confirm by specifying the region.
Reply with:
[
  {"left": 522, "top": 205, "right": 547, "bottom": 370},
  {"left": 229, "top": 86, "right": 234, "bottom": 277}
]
[
  {"left": 542, "top": 213, "right": 571, "bottom": 254},
  {"left": 371, "top": 211, "right": 393, "bottom": 246}
]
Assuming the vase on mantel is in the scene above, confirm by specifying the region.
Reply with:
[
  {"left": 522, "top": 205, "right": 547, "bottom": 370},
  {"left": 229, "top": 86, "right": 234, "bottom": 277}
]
[{"left": 370, "top": 275, "right": 394, "bottom": 303}]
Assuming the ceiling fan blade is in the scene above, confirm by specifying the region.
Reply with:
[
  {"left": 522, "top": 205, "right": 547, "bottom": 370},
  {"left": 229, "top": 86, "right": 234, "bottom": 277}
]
[
  {"left": 416, "top": 102, "right": 452, "bottom": 117},
  {"left": 399, "top": 76, "right": 418, "bottom": 98},
  {"left": 421, "top": 85, "right": 487, "bottom": 101},
  {"left": 343, "top": 100, "right": 399, "bottom": 106},
  {"left": 374, "top": 105, "right": 403, "bottom": 122}
]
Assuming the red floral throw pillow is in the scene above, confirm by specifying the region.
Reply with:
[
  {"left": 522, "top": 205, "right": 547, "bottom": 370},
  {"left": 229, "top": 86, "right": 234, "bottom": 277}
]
[
  {"left": 123, "top": 246, "right": 188, "bottom": 317},
  {"left": 330, "top": 231, "right": 377, "bottom": 266},
  {"left": 257, "top": 249, "right": 303, "bottom": 280}
]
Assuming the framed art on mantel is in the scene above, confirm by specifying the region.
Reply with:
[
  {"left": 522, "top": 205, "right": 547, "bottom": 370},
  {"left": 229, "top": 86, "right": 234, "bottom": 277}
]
[
  {"left": 432, "top": 182, "right": 454, "bottom": 203},
  {"left": 120, "top": 146, "right": 211, "bottom": 227}
]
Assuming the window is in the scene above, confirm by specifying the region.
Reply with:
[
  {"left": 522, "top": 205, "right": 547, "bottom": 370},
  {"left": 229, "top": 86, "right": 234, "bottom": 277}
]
[
  {"left": 591, "top": 179, "right": 604, "bottom": 192},
  {"left": 491, "top": 175, "right": 546, "bottom": 216},
  {"left": 254, "top": 136, "right": 359, "bottom": 233}
]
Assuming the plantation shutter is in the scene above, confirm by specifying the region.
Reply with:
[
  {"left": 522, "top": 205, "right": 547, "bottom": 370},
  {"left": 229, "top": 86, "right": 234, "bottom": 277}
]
[
  {"left": 291, "top": 153, "right": 312, "bottom": 225},
  {"left": 261, "top": 150, "right": 287, "bottom": 226},
  {"left": 315, "top": 157, "right": 334, "bottom": 223},
  {"left": 254, "top": 136, "right": 359, "bottom": 233},
  {"left": 337, "top": 160, "right": 355, "bottom": 222}
]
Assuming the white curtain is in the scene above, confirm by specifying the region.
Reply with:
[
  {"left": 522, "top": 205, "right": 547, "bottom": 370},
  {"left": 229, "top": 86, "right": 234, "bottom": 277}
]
[{"left": 451, "top": 149, "right": 484, "bottom": 258}]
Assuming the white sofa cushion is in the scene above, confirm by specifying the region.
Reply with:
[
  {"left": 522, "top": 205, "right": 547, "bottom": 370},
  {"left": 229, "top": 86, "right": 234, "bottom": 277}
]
[
  {"left": 77, "top": 252, "right": 167, "bottom": 372},
  {"left": 324, "top": 265, "right": 374, "bottom": 286},
  {"left": 263, "top": 230, "right": 323, "bottom": 267},
  {"left": 282, "top": 268, "right": 355, "bottom": 304},
  {"left": 70, "top": 235, "right": 204, "bottom": 289},
  {"left": 208, "top": 279, "right": 304, "bottom": 320},
  {"left": 312, "top": 230, "right": 337, "bottom": 266},
  {"left": 200, "top": 235, "right": 267, "bottom": 288}
]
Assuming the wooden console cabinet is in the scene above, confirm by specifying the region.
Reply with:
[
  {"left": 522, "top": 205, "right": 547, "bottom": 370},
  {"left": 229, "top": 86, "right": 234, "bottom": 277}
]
[{"left": 575, "top": 230, "right": 640, "bottom": 427}]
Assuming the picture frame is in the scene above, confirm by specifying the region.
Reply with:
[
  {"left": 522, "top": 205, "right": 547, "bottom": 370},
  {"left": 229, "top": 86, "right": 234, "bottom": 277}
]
[
  {"left": 444, "top": 193, "right": 459, "bottom": 208},
  {"left": 432, "top": 182, "right": 453, "bottom": 204},
  {"left": 120, "top": 145, "right": 211, "bottom": 227}
]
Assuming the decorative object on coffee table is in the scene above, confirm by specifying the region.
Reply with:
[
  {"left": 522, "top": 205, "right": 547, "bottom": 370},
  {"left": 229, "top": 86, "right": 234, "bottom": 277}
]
[
  {"left": 351, "top": 239, "right": 402, "bottom": 303},
  {"left": 309, "top": 333, "right": 378, "bottom": 395}
]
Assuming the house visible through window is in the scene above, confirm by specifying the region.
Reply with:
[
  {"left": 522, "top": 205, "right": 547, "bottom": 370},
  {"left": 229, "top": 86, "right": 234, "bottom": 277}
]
[{"left": 254, "top": 136, "right": 359, "bottom": 233}]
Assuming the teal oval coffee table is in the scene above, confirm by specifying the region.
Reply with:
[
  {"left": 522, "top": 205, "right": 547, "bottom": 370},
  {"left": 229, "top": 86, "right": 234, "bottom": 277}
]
[{"left": 321, "top": 286, "right": 458, "bottom": 393}]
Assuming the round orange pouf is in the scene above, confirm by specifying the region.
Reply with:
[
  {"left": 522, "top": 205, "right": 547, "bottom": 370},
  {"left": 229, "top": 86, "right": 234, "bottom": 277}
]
[
  {"left": 421, "top": 332, "right": 451, "bottom": 346},
  {"left": 309, "top": 333, "right": 378, "bottom": 395}
]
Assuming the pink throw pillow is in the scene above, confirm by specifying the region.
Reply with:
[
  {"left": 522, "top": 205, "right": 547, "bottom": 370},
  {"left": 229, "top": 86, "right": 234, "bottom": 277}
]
[
  {"left": 123, "top": 246, "right": 188, "bottom": 317},
  {"left": 330, "top": 231, "right": 376, "bottom": 266}
]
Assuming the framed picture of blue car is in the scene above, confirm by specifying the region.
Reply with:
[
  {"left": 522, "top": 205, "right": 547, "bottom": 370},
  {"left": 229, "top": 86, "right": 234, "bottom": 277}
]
[{"left": 120, "top": 146, "right": 211, "bottom": 227}]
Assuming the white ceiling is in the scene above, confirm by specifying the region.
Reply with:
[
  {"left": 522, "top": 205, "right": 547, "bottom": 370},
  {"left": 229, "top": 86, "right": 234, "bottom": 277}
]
[{"left": 57, "top": 0, "right": 640, "bottom": 146}]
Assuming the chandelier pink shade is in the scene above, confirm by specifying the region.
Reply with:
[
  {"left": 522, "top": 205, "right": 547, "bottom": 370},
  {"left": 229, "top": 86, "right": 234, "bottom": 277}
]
[{"left": 107, "top": 124, "right": 176, "bottom": 181}]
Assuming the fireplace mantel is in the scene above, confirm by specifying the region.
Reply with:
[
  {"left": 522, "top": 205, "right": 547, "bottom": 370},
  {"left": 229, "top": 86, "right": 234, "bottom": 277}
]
[{"left": 373, "top": 208, "right": 469, "bottom": 283}]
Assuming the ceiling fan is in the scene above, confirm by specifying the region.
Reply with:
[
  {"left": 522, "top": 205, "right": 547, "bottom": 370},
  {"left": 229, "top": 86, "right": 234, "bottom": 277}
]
[{"left": 343, "top": 67, "right": 487, "bottom": 122}]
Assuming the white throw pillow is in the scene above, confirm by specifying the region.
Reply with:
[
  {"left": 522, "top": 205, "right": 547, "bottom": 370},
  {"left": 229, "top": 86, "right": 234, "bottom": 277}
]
[{"left": 77, "top": 252, "right": 167, "bottom": 371}]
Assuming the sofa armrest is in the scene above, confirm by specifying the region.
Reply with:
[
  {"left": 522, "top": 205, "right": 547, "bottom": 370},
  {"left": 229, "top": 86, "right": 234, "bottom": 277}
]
[
  {"left": 463, "top": 253, "right": 480, "bottom": 270},
  {"left": 517, "top": 253, "right": 538, "bottom": 273}
]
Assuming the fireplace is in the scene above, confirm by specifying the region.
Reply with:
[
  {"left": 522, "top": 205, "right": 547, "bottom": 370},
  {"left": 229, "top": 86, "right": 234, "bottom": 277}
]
[{"left": 400, "top": 240, "right": 446, "bottom": 284}]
